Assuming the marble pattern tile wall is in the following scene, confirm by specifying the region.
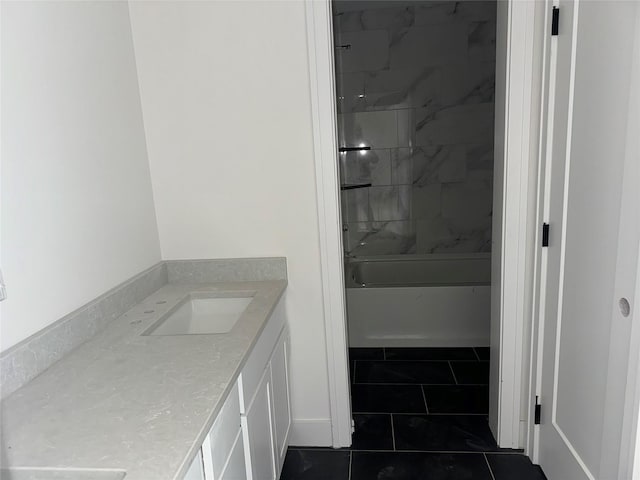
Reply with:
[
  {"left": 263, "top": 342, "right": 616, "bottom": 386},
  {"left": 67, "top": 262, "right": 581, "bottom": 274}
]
[{"left": 335, "top": 0, "right": 496, "bottom": 256}]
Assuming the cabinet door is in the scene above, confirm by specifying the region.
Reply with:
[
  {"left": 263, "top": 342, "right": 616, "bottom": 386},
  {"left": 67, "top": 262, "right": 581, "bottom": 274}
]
[
  {"left": 183, "top": 449, "right": 205, "bottom": 480},
  {"left": 220, "top": 430, "right": 247, "bottom": 480},
  {"left": 241, "top": 366, "right": 276, "bottom": 480},
  {"left": 201, "top": 382, "right": 242, "bottom": 480},
  {"left": 270, "top": 330, "right": 292, "bottom": 474}
]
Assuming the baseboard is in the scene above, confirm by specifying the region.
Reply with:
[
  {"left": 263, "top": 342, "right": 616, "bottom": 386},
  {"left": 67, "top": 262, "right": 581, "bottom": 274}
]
[{"left": 289, "top": 419, "right": 334, "bottom": 447}]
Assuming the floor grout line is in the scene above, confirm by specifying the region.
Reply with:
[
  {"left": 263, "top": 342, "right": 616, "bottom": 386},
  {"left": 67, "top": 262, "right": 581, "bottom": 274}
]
[
  {"left": 473, "top": 347, "right": 482, "bottom": 361},
  {"left": 351, "top": 382, "right": 488, "bottom": 386},
  {"left": 353, "top": 359, "right": 481, "bottom": 363},
  {"left": 421, "top": 385, "right": 429, "bottom": 414},
  {"left": 338, "top": 348, "right": 516, "bottom": 479},
  {"left": 484, "top": 452, "right": 497, "bottom": 480},
  {"left": 288, "top": 447, "right": 523, "bottom": 454},
  {"left": 448, "top": 361, "right": 459, "bottom": 385},
  {"left": 390, "top": 413, "right": 396, "bottom": 451},
  {"left": 352, "top": 411, "right": 489, "bottom": 415}
]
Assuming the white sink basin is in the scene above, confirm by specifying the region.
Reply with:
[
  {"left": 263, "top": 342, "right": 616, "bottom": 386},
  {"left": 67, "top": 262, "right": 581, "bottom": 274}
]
[{"left": 144, "top": 292, "right": 254, "bottom": 336}]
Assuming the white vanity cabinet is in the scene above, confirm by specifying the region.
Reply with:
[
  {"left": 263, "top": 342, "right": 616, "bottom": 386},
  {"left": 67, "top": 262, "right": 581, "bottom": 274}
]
[
  {"left": 201, "top": 382, "right": 247, "bottom": 480},
  {"left": 241, "top": 366, "right": 277, "bottom": 480},
  {"left": 238, "top": 298, "right": 291, "bottom": 480},
  {"left": 184, "top": 449, "right": 206, "bottom": 480},
  {"left": 189, "top": 297, "right": 291, "bottom": 480},
  {"left": 269, "top": 330, "right": 292, "bottom": 471}
]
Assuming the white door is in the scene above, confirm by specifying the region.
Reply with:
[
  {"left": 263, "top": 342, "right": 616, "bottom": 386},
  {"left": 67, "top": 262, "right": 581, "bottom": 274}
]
[{"left": 538, "top": 1, "right": 640, "bottom": 479}]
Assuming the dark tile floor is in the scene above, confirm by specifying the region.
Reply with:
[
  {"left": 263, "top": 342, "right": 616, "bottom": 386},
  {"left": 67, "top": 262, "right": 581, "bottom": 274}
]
[{"left": 281, "top": 347, "right": 547, "bottom": 480}]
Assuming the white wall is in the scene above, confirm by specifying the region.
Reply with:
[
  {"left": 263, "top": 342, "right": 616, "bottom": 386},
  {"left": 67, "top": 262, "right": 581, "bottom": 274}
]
[
  {"left": 0, "top": 1, "right": 161, "bottom": 352},
  {"left": 128, "top": 1, "right": 333, "bottom": 444}
]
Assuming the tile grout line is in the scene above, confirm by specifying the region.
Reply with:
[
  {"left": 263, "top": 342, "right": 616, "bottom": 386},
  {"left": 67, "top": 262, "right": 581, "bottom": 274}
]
[
  {"left": 352, "top": 382, "right": 474, "bottom": 386},
  {"left": 348, "top": 450, "right": 353, "bottom": 480},
  {"left": 353, "top": 359, "right": 481, "bottom": 363},
  {"left": 421, "top": 385, "right": 429, "bottom": 414},
  {"left": 390, "top": 413, "right": 396, "bottom": 451},
  {"left": 352, "top": 360, "right": 357, "bottom": 383},
  {"left": 351, "top": 411, "right": 489, "bottom": 416},
  {"left": 383, "top": 347, "right": 386, "bottom": 360},
  {"left": 287, "top": 446, "right": 523, "bottom": 454},
  {"left": 448, "top": 361, "right": 459, "bottom": 385},
  {"left": 484, "top": 452, "right": 497, "bottom": 480},
  {"left": 473, "top": 347, "right": 482, "bottom": 361}
]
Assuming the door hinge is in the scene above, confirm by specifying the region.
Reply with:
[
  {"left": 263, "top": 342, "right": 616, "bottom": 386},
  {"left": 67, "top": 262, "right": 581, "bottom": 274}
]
[
  {"left": 534, "top": 396, "right": 542, "bottom": 425},
  {"left": 551, "top": 6, "right": 560, "bottom": 36},
  {"left": 542, "top": 223, "right": 550, "bottom": 247}
]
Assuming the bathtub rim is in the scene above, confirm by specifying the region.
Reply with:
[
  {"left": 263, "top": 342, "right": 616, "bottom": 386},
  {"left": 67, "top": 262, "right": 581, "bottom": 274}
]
[
  {"left": 347, "top": 252, "right": 491, "bottom": 263},
  {"left": 344, "top": 252, "right": 492, "bottom": 288}
]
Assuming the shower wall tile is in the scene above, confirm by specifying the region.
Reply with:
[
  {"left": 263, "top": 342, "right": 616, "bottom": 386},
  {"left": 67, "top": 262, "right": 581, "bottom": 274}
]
[
  {"left": 340, "top": 149, "right": 392, "bottom": 186},
  {"left": 410, "top": 146, "right": 448, "bottom": 185},
  {"left": 389, "top": 24, "right": 467, "bottom": 69},
  {"left": 390, "top": 149, "right": 413, "bottom": 185},
  {"left": 339, "top": 91, "right": 410, "bottom": 114},
  {"left": 438, "top": 150, "right": 467, "bottom": 183},
  {"left": 334, "top": 5, "right": 415, "bottom": 33},
  {"left": 413, "top": 2, "right": 459, "bottom": 26},
  {"left": 345, "top": 223, "right": 368, "bottom": 253},
  {"left": 339, "top": 67, "right": 441, "bottom": 114},
  {"left": 467, "top": 144, "right": 494, "bottom": 171},
  {"left": 412, "top": 184, "right": 441, "bottom": 220},
  {"left": 347, "top": 220, "right": 416, "bottom": 256},
  {"left": 390, "top": 146, "right": 466, "bottom": 186},
  {"left": 468, "top": 21, "right": 497, "bottom": 62},
  {"left": 339, "top": 110, "right": 399, "bottom": 148},
  {"left": 413, "top": 103, "right": 494, "bottom": 146},
  {"left": 334, "top": 0, "right": 496, "bottom": 255},
  {"left": 335, "top": 30, "right": 389, "bottom": 73},
  {"left": 369, "top": 185, "right": 411, "bottom": 221},
  {"left": 336, "top": 72, "right": 365, "bottom": 98},
  {"left": 414, "top": 1, "right": 496, "bottom": 26},
  {"left": 364, "top": 66, "right": 440, "bottom": 111},
  {"left": 396, "top": 108, "right": 416, "bottom": 147},
  {"left": 416, "top": 216, "right": 452, "bottom": 253},
  {"left": 416, "top": 216, "right": 491, "bottom": 254},
  {"left": 455, "top": 1, "right": 497, "bottom": 22},
  {"left": 447, "top": 215, "right": 493, "bottom": 243},
  {"left": 441, "top": 171, "right": 493, "bottom": 227},
  {"left": 440, "top": 62, "right": 495, "bottom": 106},
  {"left": 342, "top": 187, "right": 370, "bottom": 223}
]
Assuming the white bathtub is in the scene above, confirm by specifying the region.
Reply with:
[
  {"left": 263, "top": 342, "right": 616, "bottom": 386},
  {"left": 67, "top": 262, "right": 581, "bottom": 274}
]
[{"left": 345, "top": 253, "right": 491, "bottom": 348}]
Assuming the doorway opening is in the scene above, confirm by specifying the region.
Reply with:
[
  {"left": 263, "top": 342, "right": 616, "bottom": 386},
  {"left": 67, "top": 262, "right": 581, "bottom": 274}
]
[
  {"left": 305, "top": 0, "right": 542, "bottom": 461},
  {"left": 333, "top": 0, "right": 503, "bottom": 463}
]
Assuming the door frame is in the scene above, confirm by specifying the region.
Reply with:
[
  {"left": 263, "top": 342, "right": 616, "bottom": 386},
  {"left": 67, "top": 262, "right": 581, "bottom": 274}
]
[
  {"left": 304, "top": 0, "right": 544, "bottom": 449},
  {"left": 305, "top": 0, "right": 352, "bottom": 448}
]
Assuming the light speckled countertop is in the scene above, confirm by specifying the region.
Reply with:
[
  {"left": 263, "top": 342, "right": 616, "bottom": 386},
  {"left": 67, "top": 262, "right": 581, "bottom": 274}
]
[{"left": 1, "top": 280, "right": 286, "bottom": 480}]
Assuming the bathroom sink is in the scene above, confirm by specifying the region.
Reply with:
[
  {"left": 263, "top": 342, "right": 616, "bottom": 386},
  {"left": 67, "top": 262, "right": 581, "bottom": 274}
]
[
  {"left": 144, "top": 292, "right": 254, "bottom": 336},
  {"left": 0, "top": 469, "right": 126, "bottom": 480}
]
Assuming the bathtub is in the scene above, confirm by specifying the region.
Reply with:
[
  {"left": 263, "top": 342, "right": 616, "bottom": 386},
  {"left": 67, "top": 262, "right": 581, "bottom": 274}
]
[{"left": 345, "top": 253, "right": 491, "bottom": 348}]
